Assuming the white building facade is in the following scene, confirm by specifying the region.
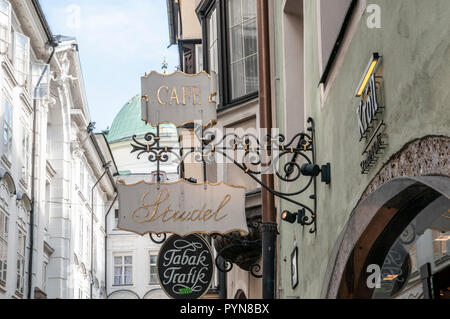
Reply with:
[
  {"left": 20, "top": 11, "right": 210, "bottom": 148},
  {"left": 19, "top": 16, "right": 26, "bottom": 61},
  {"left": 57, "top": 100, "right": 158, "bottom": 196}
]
[
  {"left": 0, "top": 0, "right": 116, "bottom": 299},
  {"left": 104, "top": 95, "right": 179, "bottom": 299}
]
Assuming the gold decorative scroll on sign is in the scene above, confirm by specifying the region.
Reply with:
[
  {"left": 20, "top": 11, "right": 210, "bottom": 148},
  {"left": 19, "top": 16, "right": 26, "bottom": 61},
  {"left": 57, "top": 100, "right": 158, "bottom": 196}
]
[
  {"left": 141, "top": 70, "right": 217, "bottom": 127},
  {"left": 116, "top": 179, "right": 249, "bottom": 236}
]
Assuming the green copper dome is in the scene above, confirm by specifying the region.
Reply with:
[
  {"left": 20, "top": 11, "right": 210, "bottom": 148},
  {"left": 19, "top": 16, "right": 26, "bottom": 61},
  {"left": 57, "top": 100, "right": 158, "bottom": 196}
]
[{"left": 106, "top": 94, "right": 174, "bottom": 143}]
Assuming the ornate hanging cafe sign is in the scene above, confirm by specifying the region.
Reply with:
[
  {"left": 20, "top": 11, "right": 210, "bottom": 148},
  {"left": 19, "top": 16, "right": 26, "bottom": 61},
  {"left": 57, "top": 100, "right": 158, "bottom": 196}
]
[
  {"left": 116, "top": 179, "right": 249, "bottom": 236},
  {"left": 157, "top": 234, "right": 214, "bottom": 299},
  {"left": 141, "top": 70, "right": 217, "bottom": 126}
]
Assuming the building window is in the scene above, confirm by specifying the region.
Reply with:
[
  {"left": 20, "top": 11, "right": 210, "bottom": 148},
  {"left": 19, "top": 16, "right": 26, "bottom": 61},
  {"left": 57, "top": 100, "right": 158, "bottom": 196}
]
[
  {"left": 207, "top": 6, "right": 218, "bottom": 73},
  {"left": 93, "top": 233, "right": 97, "bottom": 272},
  {"left": 14, "top": 32, "right": 30, "bottom": 89},
  {"left": 114, "top": 209, "right": 119, "bottom": 229},
  {"left": 42, "top": 261, "right": 48, "bottom": 292},
  {"left": 16, "top": 229, "right": 26, "bottom": 296},
  {"left": 80, "top": 161, "right": 85, "bottom": 193},
  {"left": 21, "top": 127, "right": 31, "bottom": 185},
  {"left": 114, "top": 255, "right": 132, "bottom": 286},
  {"left": 202, "top": 0, "right": 258, "bottom": 108},
  {"left": 318, "top": 0, "right": 358, "bottom": 85},
  {"left": 3, "top": 98, "right": 13, "bottom": 161},
  {"left": 0, "top": 210, "right": 8, "bottom": 286},
  {"left": 79, "top": 215, "right": 83, "bottom": 257},
  {"left": 433, "top": 230, "right": 449, "bottom": 260},
  {"left": 227, "top": 0, "right": 258, "bottom": 100},
  {"left": 149, "top": 254, "right": 158, "bottom": 284},
  {"left": 0, "top": 0, "right": 10, "bottom": 54}
]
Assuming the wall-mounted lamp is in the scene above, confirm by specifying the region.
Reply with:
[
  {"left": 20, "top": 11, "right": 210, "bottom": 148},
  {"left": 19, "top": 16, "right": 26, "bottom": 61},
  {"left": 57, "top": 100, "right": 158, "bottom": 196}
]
[
  {"left": 281, "top": 209, "right": 308, "bottom": 226},
  {"left": 301, "top": 163, "right": 331, "bottom": 185},
  {"left": 355, "top": 52, "right": 382, "bottom": 97}
]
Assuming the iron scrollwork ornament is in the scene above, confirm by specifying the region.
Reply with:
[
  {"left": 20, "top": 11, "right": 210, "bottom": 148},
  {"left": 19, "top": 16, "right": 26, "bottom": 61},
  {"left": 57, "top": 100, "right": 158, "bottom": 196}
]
[{"left": 130, "top": 117, "right": 330, "bottom": 235}]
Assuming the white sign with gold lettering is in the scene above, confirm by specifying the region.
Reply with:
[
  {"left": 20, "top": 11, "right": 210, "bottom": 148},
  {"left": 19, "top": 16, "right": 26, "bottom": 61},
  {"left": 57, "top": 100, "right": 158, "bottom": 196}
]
[
  {"left": 117, "top": 180, "right": 248, "bottom": 236},
  {"left": 141, "top": 70, "right": 217, "bottom": 127}
]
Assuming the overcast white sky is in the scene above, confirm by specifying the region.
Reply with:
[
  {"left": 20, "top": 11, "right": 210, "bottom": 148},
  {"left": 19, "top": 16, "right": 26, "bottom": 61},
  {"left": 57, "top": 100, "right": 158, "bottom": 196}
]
[{"left": 40, "top": 0, "right": 179, "bottom": 131}]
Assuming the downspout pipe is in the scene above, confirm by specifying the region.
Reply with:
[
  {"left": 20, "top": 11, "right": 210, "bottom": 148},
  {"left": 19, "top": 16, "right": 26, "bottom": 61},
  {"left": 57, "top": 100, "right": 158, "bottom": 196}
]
[
  {"left": 257, "top": 0, "right": 277, "bottom": 300},
  {"left": 89, "top": 162, "right": 111, "bottom": 299},
  {"left": 104, "top": 194, "right": 118, "bottom": 299},
  {"left": 28, "top": 39, "right": 59, "bottom": 299}
]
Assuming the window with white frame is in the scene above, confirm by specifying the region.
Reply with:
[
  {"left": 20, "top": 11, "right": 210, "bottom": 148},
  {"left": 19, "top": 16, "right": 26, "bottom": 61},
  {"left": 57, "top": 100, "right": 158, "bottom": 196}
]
[
  {"left": 207, "top": 7, "right": 218, "bottom": 73},
  {"left": 227, "top": 0, "right": 258, "bottom": 100},
  {"left": 79, "top": 214, "right": 84, "bottom": 257},
  {"left": 16, "top": 229, "right": 26, "bottom": 296},
  {"left": 31, "top": 63, "right": 50, "bottom": 99},
  {"left": 21, "top": 126, "right": 31, "bottom": 185},
  {"left": 149, "top": 253, "right": 158, "bottom": 284},
  {"left": 114, "top": 255, "right": 132, "bottom": 286},
  {"left": 202, "top": 0, "right": 258, "bottom": 108},
  {"left": 0, "top": 209, "right": 8, "bottom": 286},
  {"left": 78, "top": 159, "right": 85, "bottom": 192},
  {"left": 14, "top": 32, "right": 30, "bottom": 88},
  {"left": 85, "top": 224, "right": 90, "bottom": 261},
  {"left": 93, "top": 232, "right": 97, "bottom": 272},
  {"left": 3, "top": 98, "right": 13, "bottom": 161},
  {"left": 114, "top": 209, "right": 119, "bottom": 230},
  {"left": 42, "top": 261, "right": 48, "bottom": 292},
  {"left": 0, "top": 0, "right": 10, "bottom": 54}
]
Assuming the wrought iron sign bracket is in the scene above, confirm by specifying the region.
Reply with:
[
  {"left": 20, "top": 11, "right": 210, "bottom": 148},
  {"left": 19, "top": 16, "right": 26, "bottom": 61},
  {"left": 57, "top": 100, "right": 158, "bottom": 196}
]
[{"left": 130, "top": 117, "right": 330, "bottom": 236}]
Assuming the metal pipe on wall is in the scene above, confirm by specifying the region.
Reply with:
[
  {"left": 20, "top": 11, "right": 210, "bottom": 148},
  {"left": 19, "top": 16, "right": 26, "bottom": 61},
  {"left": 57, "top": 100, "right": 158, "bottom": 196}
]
[{"left": 257, "top": 0, "right": 277, "bottom": 300}]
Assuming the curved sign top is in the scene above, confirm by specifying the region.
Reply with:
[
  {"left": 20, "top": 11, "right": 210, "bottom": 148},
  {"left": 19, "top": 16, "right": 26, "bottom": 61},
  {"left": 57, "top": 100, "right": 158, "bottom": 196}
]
[{"left": 141, "top": 70, "right": 217, "bottom": 127}]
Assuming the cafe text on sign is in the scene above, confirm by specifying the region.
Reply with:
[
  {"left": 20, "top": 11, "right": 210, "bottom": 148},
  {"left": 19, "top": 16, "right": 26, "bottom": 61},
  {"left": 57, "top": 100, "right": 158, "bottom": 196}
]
[{"left": 141, "top": 70, "right": 217, "bottom": 127}]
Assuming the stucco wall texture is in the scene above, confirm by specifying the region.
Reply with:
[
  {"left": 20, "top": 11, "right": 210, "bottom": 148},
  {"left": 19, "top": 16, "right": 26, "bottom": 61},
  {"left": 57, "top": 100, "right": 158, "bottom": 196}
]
[{"left": 276, "top": 0, "right": 450, "bottom": 298}]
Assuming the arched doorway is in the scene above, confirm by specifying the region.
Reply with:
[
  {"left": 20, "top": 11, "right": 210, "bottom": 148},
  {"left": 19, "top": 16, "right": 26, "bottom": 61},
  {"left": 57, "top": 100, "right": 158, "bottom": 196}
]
[{"left": 324, "top": 136, "right": 450, "bottom": 299}]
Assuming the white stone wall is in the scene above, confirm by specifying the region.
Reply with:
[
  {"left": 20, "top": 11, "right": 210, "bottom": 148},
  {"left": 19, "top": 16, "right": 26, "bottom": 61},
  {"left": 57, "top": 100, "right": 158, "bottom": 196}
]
[{"left": 0, "top": 1, "right": 116, "bottom": 299}]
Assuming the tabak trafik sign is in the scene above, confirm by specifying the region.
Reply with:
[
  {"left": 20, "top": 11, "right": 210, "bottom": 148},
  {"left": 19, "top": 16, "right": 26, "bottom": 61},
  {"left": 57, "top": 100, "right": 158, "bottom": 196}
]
[{"left": 157, "top": 234, "right": 214, "bottom": 299}]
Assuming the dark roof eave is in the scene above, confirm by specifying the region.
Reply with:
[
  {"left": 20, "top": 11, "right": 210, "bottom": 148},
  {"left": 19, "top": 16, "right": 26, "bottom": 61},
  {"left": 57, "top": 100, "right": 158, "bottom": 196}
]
[{"left": 30, "top": 0, "right": 54, "bottom": 44}]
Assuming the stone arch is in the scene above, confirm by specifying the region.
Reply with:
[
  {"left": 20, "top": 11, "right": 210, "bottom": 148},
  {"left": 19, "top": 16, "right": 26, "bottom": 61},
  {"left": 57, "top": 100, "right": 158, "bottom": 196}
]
[
  {"left": 107, "top": 289, "right": 140, "bottom": 299},
  {"left": 322, "top": 136, "right": 450, "bottom": 299},
  {"left": 0, "top": 168, "right": 16, "bottom": 196},
  {"left": 16, "top": 191, "right": 32, "bottom": 212},
  {"left": 143, "top": 288, "right": 169, "bottom": 299}
]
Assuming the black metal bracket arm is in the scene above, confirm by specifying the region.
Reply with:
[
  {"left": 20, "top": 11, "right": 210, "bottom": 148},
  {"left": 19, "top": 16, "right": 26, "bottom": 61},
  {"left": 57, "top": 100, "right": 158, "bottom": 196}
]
[{"left": 131, "top": 117, "right": 330, "bottom": 235}]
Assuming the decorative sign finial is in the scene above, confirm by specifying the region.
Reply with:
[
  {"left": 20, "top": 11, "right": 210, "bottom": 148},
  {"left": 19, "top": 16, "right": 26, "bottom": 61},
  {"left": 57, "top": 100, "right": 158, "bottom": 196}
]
[{"left": 162, "top": 57, "right": 168, "bottom": 74}]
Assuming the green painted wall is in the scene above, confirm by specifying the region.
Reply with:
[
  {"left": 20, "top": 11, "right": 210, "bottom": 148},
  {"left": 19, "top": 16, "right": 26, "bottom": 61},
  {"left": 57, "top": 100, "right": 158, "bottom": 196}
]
[{"left": 275, "top": 0, "right": 450, "bottom": 298}]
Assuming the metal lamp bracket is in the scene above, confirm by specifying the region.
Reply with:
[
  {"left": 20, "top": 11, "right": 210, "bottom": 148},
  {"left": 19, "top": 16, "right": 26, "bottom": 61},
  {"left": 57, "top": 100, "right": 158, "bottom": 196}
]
[{"left": 130, "top": 117, "right": 330, "bottom": 237}]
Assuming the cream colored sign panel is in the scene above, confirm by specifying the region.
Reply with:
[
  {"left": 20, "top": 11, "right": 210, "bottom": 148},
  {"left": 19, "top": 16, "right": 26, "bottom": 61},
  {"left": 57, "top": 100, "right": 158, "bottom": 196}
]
[
  {"left": 141, "top": 70, "right": 217, "bottom": 126},
  {"left": 117, "top": 179, "right": 248, "bottom": 236}
]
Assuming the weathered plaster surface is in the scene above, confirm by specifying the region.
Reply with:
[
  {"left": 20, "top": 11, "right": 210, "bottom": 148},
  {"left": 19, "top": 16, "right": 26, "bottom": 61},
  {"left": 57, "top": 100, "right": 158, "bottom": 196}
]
[{"left": 277, "top": 0, "right": 450, "bottom": 298}]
